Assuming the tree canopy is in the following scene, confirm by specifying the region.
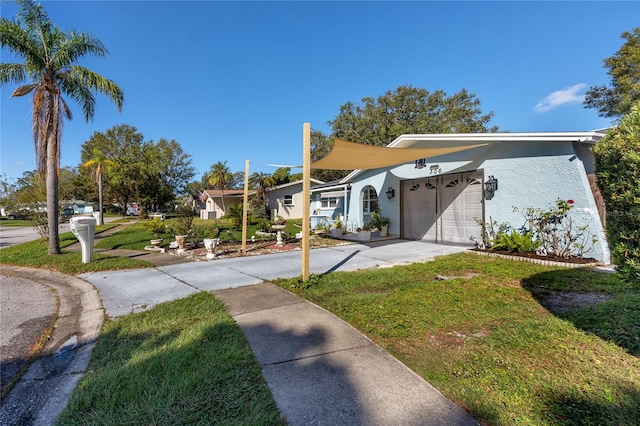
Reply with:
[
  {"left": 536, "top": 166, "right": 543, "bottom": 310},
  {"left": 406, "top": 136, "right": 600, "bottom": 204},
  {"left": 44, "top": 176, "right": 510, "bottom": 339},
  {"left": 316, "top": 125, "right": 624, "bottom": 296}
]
[
  {"left": 80, "top": 124, "right": 194, "bottom": 214},
  {"left": 584, "top": 27, "right": 640, "bottom": 119},
  {"left": 311, "top": 85, "right": 497, "bottom": 181}
]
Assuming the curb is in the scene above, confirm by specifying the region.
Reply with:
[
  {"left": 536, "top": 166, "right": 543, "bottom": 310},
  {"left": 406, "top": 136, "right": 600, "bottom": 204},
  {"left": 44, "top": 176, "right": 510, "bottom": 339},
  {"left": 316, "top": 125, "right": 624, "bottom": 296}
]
[
  {"left": 469, "top": 250, "right": 608, "bottom": 269},
  {"left": 0, "top": 265, "right": 104, "bottom": 426}
]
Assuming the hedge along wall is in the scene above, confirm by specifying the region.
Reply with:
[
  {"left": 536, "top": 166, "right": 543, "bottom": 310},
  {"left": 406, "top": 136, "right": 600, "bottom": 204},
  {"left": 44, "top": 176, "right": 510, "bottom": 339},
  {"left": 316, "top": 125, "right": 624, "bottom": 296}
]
[{"left": 592, "top": 104, "right": 640, "bottom": 285}]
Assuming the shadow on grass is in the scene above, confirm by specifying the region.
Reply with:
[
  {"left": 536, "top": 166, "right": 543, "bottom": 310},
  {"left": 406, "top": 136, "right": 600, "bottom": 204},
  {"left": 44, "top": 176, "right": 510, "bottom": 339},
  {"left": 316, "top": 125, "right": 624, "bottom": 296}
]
[
  {"left": 57, "top": 295, "right": 285, "bottom": 425},
  {"left": 521, "top": 268, "right": 640, "bottom": 356}
]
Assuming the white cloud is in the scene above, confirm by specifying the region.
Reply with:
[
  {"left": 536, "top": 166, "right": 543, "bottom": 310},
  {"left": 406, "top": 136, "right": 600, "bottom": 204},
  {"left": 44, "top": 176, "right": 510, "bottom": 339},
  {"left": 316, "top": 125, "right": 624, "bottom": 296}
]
[
  {"left": 534, "top": 83, "right": 587, "bottom": 113},
  {"left": 14, "top": 161, "right": 24, "bottom": 166}
]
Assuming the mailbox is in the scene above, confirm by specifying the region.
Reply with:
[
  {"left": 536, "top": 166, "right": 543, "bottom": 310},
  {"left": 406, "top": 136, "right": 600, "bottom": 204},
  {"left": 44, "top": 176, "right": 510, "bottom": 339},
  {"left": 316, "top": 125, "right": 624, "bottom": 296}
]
[{"left": 70, "top": 216, "right": 96, "bottom": 263}]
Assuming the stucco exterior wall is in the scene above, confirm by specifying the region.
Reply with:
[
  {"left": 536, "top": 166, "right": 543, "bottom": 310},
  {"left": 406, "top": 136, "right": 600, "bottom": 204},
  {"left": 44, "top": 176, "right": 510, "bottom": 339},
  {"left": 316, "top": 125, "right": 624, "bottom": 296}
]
[
  {"left": 268, "top": 186, "right": 305, "bottom": 219},
  {"left": 345, "top": 141, "right": 609, "bottom": 262},
  {"left": 203, "top": 196, "right": 242, "bottom": 218}
]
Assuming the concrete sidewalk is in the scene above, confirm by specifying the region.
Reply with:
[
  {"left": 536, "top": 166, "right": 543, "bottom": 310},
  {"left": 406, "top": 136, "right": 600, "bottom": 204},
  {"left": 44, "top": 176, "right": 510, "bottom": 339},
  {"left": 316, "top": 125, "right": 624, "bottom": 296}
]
[{"left": 214, "top": 282, "right": 478, "bottom": 425}]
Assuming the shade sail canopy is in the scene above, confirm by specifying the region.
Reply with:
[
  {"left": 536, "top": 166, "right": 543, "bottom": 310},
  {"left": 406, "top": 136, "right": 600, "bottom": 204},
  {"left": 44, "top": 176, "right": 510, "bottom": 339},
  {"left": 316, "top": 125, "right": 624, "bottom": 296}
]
[{"left": 310, "top": 139, "right": 488, "bottom": 170}]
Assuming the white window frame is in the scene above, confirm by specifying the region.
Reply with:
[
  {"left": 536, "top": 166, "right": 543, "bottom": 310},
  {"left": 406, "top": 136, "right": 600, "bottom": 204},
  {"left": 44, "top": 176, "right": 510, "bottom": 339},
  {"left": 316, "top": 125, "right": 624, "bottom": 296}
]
[
  {"left": 283, "top": 194, "right": 294, "bottom": 206},
  {"left": 321, "top": 197, "right": 338, "bottom": 208}
]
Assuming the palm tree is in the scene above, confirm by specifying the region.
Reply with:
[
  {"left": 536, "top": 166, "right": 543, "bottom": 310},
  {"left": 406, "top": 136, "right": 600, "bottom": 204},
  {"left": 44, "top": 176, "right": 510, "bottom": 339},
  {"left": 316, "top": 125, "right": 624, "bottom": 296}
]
[
  {"left": 207, "top": 161, "right": 231, "bottom": 216},
  {"left": 0, "top": 0, "right": 124, "bottom": 254},
  {"left": 249, "top": 171, "right": 275, "bottom": 203},
  {"left": 81, "top": 148, "right": 114, "bottom": 225}
]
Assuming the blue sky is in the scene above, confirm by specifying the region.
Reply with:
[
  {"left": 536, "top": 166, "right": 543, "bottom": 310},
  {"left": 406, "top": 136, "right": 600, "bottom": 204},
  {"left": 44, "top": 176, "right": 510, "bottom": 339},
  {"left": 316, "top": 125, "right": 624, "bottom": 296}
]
[{"left": 1, "top": 1, "right": 638, "bottom": 183}]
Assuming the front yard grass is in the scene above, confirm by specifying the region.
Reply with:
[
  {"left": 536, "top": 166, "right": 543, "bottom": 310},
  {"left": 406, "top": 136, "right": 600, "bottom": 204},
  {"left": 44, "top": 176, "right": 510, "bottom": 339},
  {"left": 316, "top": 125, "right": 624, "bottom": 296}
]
[
  {"left": 57, "top": 292, "right": 285, "bottom": 425},
  {"left": 276, "top": 252, "right": 640, "bottom": 425},
  {"left": 0, "top": 225, "right": 152, "bottom": 273}
]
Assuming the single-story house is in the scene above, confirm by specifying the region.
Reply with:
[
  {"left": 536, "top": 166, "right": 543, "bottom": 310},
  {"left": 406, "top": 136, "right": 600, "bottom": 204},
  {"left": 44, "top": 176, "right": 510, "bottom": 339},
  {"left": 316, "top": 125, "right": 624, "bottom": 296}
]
[
  {"left": 267, "top": 178, "right": 323, "bottom": 220},
  {"left": 310, "top": 131, "right": 610, "bottom": 263},
  {"left": 182, "top": 194, "right": 206, "bottom": 212},
  {"left": 199, "top": 189, "right": 255, "bottom": 219}
]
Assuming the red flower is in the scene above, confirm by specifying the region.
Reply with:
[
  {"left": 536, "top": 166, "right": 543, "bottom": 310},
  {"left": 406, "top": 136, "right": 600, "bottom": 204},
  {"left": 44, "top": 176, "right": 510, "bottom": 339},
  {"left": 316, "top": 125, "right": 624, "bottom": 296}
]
[{"left": 567, "top": 199, "right": 574, "bottom": 204}]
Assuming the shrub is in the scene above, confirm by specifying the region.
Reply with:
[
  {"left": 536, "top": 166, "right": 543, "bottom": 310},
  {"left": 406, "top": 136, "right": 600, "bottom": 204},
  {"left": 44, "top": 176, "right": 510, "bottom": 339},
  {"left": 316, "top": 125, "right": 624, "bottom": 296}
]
[
  {"left": 174, "top": 205, "right": 194, "bottom": 236},
  {"left": 592, "top": 104, "right": 640, "bottom": 284},
  {"left": 473, "top": 217, "right": 511, "bottom": 249},
  {"left": 146, "top": 218, "right": 165, "bottom": 239},
  {"left": 490, "top": 230, "right": 540, "bottom": 253},
  {"left": 515, "top": 199, "right": 598, "bottom": 258},
  {"left": 226, "top": 204, "right": 244, "bottom": 227}
]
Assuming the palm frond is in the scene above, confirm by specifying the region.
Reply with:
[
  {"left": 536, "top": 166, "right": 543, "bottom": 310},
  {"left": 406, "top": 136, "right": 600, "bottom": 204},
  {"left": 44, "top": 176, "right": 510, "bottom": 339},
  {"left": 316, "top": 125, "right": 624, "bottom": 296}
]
[
  {"left": 53, "top": 30, "right": 107, "bottom": 67},
  {"left": 11, "top": 82, "right": 37, "bottom": 96},
  {"left": 0, "top": 63, "right": 27, "bottom": 84}
]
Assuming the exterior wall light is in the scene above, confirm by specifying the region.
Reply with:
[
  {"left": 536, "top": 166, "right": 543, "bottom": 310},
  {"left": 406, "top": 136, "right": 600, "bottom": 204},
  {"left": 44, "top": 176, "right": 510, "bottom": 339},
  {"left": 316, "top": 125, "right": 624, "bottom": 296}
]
[
  {"left": 386, "top": 187, "right": 395, "bottom": 199},
  {"left": 484, "top": 175, "right": 498, "bottom": 200}
]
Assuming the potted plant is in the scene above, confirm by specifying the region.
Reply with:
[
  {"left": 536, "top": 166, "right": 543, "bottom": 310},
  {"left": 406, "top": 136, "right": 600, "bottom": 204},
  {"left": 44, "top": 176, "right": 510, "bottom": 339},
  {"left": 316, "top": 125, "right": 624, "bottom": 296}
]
[
  {"left": 202, "top": 225, "right": 220, "bottom": 260},
  {"left": 371, "top": 211, "right": 390, "bottom": 237},
  {"left": 273, "top": 215, "right": 286, "bottom": 228},
  {"left": 356, "top": 225, "right": 371, "bottom": 242},
  {"left": 331, "top": 218, "right": 343, "bottom": 238},
  {"left": 146, "top": 217, "right": 165, "bottom": 246},
  {"left": 174, "top": 206, "right": 194, "bottom": 253}
]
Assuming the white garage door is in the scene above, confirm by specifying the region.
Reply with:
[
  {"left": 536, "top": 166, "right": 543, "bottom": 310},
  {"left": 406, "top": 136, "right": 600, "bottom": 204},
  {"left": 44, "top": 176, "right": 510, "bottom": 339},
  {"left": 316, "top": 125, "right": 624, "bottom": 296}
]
[{"left": 401, "top": 171, "right": 483, "bottom": 244}]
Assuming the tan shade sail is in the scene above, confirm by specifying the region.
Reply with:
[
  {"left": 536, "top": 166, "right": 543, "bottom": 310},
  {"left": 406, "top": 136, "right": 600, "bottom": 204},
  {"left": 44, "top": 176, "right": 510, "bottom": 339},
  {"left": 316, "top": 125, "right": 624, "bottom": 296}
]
[{"left": 311, "top": 139, "right": 488, "bottom": 170}]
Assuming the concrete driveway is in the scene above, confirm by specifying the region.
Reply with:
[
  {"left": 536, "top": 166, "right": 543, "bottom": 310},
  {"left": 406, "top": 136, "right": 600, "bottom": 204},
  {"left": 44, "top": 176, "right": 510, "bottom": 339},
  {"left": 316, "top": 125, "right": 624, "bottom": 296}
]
[{"left": 80, "top": 240, "right": 470, "bottom": 318}]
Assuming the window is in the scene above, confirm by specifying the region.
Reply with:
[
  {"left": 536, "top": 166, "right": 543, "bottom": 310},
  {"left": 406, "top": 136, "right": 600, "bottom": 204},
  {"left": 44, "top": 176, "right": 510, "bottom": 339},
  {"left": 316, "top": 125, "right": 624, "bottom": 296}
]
[
  {"left": 283, "top": 195, "right": 294, "bottom": 206},
  {"left": 362, "top": 186, "right": 378, "bottom": 226},
  {"left": 363, "top": 186, "right": 379, "bottom": 213},
  {"left": 321, "top": 197, "right": 338, "bottom": 208}
]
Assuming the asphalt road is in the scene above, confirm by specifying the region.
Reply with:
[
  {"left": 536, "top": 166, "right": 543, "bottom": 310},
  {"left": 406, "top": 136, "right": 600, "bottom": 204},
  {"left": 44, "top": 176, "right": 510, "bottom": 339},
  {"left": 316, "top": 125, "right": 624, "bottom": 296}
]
[
  {"left": 0, "top": 223, "right": 71, "bottom": 249},
  {"left": 0, "top": 215, "right": 122, "bottom": 249}
]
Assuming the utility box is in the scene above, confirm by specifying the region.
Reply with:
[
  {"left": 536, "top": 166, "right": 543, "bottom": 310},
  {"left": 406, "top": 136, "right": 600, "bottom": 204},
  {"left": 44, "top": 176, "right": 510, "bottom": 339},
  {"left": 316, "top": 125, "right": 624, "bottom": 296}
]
[{"left": 70, "top": 216, "right": 96, "bottom": 264}]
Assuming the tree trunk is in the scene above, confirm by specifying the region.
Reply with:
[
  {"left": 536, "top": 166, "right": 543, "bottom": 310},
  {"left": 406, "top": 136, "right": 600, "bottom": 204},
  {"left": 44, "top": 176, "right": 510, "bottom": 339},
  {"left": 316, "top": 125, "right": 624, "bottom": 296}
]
[
  {"left": 97, "top": 171, "right": 104, "bottom": 225},
  {"left": 47, "top": 133, "right": 61, "bottom": 255}
]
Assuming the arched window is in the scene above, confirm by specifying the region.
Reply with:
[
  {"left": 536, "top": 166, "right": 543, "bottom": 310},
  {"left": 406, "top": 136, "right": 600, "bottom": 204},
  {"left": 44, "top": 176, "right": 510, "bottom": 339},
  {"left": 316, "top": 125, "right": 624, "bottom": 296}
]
[{"left": 362, "top": 186, "right": 378, "bottom": 226}]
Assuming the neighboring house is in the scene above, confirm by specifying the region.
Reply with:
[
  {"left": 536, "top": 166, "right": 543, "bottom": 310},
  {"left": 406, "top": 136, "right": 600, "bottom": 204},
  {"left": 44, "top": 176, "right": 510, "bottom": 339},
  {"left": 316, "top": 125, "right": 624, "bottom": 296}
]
[
  {"left": 199, "top": 189, "right": 256, "bottom": 219},
  {"left": 311, "top": 131, "right": 610, "bottom": 263},
  {"left": 61, "top": 200, "right": 95, "bottom": 214},
  {"left": 182, "top": 194, "right": 205, "bottom": 212},
  {"left": 267, "top": 178, "right": 324, "bottom": 220},
  {"left": 310, "top": 180, "right": 349, "bottom": 229}
]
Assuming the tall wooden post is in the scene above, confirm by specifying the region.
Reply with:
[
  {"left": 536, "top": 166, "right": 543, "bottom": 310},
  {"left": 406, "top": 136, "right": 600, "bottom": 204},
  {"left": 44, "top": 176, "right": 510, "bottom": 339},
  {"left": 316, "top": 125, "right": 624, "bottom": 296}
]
[
  {"left": 302, "top": 123, "right": 311, "bottom": 281},
  {"left": 242, "top": 159, "right": 249, "bottom": 255}
]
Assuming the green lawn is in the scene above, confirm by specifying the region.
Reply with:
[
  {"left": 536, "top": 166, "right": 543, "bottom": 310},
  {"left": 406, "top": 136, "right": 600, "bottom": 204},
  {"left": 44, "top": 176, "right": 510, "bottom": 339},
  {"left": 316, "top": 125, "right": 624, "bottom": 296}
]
[
  {"left": 0, "top": 218, "right": 32, "bottom": 227},
  {"left": 57, "top": 292, "right": 284, "bottom": 425},
  {"left": 0, "top": 225, "right": 152, "bottom": 273},
  {"left": 276, "top": 253, "right": 640, "bottom": 425}
]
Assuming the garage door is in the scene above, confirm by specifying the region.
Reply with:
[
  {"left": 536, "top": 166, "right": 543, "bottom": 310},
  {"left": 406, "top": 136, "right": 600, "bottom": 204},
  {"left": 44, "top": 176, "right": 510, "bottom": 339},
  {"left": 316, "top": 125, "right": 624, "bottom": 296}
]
[{"left": 401, "top": 171, "right": 483, "bottom": 244}]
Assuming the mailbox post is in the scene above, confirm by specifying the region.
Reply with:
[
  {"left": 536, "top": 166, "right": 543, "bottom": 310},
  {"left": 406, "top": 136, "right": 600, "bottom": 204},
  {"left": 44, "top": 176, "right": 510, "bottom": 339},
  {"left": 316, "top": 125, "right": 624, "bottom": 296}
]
[{"left": 70, "top": 216, "right": 96, "bottom": 263}]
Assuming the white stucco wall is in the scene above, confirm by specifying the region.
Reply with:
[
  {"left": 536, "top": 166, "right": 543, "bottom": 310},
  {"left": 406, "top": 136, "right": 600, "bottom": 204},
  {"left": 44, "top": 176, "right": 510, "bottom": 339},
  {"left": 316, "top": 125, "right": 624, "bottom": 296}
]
[
  {"left": 268, "top": 186, "right": 305, "bottom": 219},
  {"left": 346, "top": 141, "right": 609, "bottom": 262}
]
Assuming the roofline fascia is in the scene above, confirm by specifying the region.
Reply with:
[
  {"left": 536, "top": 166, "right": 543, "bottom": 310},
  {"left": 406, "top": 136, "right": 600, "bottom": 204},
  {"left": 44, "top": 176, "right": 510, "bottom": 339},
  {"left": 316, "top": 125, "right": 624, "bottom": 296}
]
[
  {"left": 342, "top": 131, "right": 607, "bottom": 182},
  {"left": 310, "top": 183, "right": 350, "bottom": 193},
  {"left": 267, "top": 178, "right": 324, "bottom": 191}
]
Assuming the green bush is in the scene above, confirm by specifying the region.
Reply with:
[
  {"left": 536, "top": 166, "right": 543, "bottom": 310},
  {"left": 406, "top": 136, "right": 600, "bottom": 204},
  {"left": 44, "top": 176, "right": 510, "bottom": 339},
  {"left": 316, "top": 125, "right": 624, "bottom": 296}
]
[
  {"left": 174, "top": 205, "right": 195, "bottom": 236},
  {"left": 490, "top": 230, "right": 540, "bottom": 253},
  {"left": 515, "top": 199, "right": 598, "bottom": 258},
  {"left": 593, "top": 104, "right": 640, "bottom": 284}
]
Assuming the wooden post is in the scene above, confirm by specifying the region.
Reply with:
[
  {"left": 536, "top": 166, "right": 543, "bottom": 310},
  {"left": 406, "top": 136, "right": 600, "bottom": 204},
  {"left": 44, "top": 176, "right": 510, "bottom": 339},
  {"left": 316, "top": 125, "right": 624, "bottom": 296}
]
[
  {"left": 242, "top": 159, "right": 249, "bottom": 255},
  {"left": 302, "top": 123, "right": 310, "bottom": 281}
]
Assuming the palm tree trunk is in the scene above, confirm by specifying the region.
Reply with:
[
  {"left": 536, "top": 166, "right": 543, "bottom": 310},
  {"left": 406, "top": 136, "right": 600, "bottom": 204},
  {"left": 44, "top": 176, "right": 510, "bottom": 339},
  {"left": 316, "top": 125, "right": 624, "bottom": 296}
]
[
  {"left": 97, "top": 171, "right": 104, "bottom": 225},
  {"left": 46, "top": 133, "right": 61, "bottom": 254}
]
